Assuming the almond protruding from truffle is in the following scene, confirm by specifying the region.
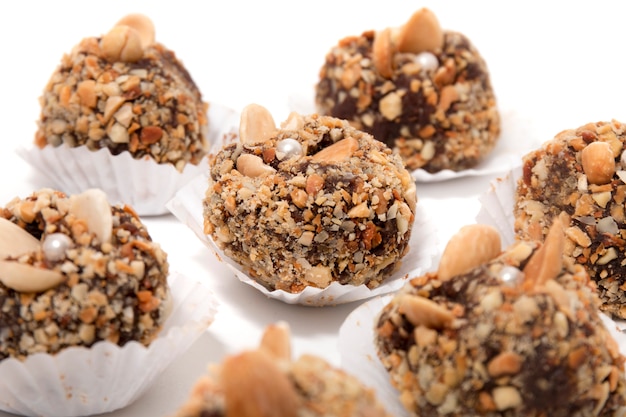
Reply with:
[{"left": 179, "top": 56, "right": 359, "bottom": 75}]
[
  {"left": 101, "top": 25, "right": 144, "bottom": 63},
  {"left": 0, "top": 261, "right": 65, "bottom": 293},
  {"left": 581, "top": 141, "right": 616, "bottom": 185},
  {"left": 115, "top": 14, "right": 155, "bottom": 48},
  {"left": 221, "top": 350, "right": 300, "bottom": 417},
  {"left": 523, "top": 219, "right": 565, "bottom": 289},
  {"left": 397, "top": 8, "right": 444, "bottom": 54},
  {"left": 239, "top": 104, "right": 277, "bottom": 145},
  {"left": 259, "top": 321, "right": 291, "bottom": 361},
  {"left": 373, "top": 28, "right": 394, "bottom": 79},
  {"left": 69, "top": 189, "right": 113, "bottom": 244},
  {"left": 311, "top": 137, "right": 358, "bottom": 163},
  {"left": 236, "top": 154, "right": 277, "bottom": 177},
  {"left": 438, "top": 224, "right": 501, "bottom": 281},
  {"left": 0, "top": 218, "right": 41, "bottom": 258},
  {"left": 398, "top": 294, "right": 454, "bottom": 329}
]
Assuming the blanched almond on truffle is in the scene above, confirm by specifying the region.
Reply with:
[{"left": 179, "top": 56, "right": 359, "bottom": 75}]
[
  {"left": 398, "top": 294, "right": 454, "bottom": 329},
  {"left": 373, "top": 28, "right": 394, "bottom": 79},
  {"left": 236, "top": 154, "right": 277, "bottom": 177},
  {"left": 221, "top": 350, "right": 299, "bottom": 417},
  {"left": 115, "top": 14, "right": 155, "bottom": 48},
  {"left": 581, "top": 141, "right": 616, "bottom": 185},
  {"left": 397, "top": 8, "right": 444, "bottom": 54},
  {"left": 311, "top": 137, "right": 358, "bottom": 163},
  {"left": 69, "top": 189, "right": 113, "bottom": 244},
  {"left": 0, "top": 261, "right": 65, "bottom": 293},
  {"left": 0, "top": 218, "right": 41, "bottom": 258},
  {"left": 523, "top": 219, "right": 564, "bottom": 288},
  {"left": 239, "top": 104, "right": 277, "bottom": 145},
  {"left": 101, "top": 25, "right": 144, "bottom": 63},
  {"left": 259, "top": 321, "right": 291, "bottom": 361},
  {"left": 438, "top": 224, "right": 501, "bottom": 281}
]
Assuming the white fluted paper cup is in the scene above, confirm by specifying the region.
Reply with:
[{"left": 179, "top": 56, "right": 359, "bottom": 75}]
[
  {"left": 0, "top": 271, "right": 218, "bottom": 417},
  {"left": 16, "top": 103, "right": 239, "bottom": 216}
]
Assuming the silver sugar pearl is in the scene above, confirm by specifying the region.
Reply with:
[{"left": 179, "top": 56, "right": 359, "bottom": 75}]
[
  {"left": 276, "top": 138, "right": 303, "bottom": 160},
  {"left": 497, "top": 265, "right": 523, "bottom": 286},
  {"left": 415, "top": 51, "right": 438, "bottom": 72},
  {"left": 42, "top": 233, "right": 72, "bottom": 261}
]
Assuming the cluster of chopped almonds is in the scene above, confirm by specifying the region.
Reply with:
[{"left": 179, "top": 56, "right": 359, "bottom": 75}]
[
  {"left": 34, "top": 14, "right": 209, "bottom": 172},
  {"left": 315, "top": 7, "right": 500, "bottom": 172},
  {"left": 204, "top": 105, "right": 416, "bottom": 292},
  {"left": 515, "top": 120, "right": 626, "bottom": 318},
  {"left": 172, "top": 322, "right": 391, "bottom": 417},
  {"left": 375, "top": 223, "right": 626, "bottom": 417},
  {"left": 0, "top": 188, "right": 170, "bottom": 360}
]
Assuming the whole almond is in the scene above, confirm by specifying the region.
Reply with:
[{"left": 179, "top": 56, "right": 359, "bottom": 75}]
[
  {"left": 115, "top": 14, "right": 155, "bottom": 48},
  {"left": 239, "top": 104, "right": 277, "bottom": 145},
  {"left": 372, "top": 28, "right": 394, "bottom": 79},
  {"left": 581, "top": 141, "right": 615, "bottom": 185},
  {"left": 311, "top": 137, "right": 358, "bottom": 163},
  {"left": 0, "top": 261, "right": 65, "bottom": 293},
  {"left": 438, "top": 224, "right": 501, "bottom": 281},
  {"left": 396, "top": 8, "right": 444, "bottom": 54}
]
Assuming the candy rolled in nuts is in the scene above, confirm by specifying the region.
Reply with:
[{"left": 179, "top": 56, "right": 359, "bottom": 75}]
[
  {"left": 581, "top": 141, "right": 615, "bottom": 185},
  {"left": 438, "top": 224, "right": 501, "bottom": 281}
]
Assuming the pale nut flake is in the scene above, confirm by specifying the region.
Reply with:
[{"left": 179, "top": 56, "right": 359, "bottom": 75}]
[
  {"left": 581, "top": 141, "right": 616, "bottom": 185},
  {"left": 101, "top": 25, "right": 144, "bottom": 63},
  {"left": 239, "top": 104, "right": 278, "bottom": 145},
  {"left": 0, "top": 261, "right": 65, "bottom": 293},
  {"left": 396, "top": 8, "right": 445, "bottom": 54},
  {"left": 69, "top": 189, "right": 113, "bottom": 244},
  {"left": 438, "top": 224, "right": 501, "bottom": 282},
  {"left": 0, "top": 218, "right": 41, "bottom": 258},
  {"left": 311, "top": 137, "right": 359, "bottom": 163},
  {"left": 236, "top": 153, "right": 276, "bottom": 177}
]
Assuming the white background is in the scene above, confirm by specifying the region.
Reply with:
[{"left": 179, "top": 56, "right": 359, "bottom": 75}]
[{"left": 0, "top": 1, "right": 625, "bottom": 416}]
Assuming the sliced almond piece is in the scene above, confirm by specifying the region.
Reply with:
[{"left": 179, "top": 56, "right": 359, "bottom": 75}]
[
  {"left": 281, "top": 112, "right": 305, "bottom": 131},
  {"left": 311, "top": 137, "right": 358, "bottom": 163},
  {"left": 398, "top": 294, "right": 454, "bottom": 329},
  {"left": 0, "top": 218, "right": 40, "bottom": 258},
  {"left": 239, "top": 104, "right": 277, "bottom": 145},
  {"left": 221, "top": 350, "right": 299, "bottom": 417},
  {"left": 0, "top": 261, "right": 65, "bottom": 293},
  {"left": 523, "top": 219, "right": 564, "bottom": 289},
  {"left": 372, "top": 27, "right": 394, "bottom": 79},
  {"left": 438, "top": 224, "right": 501, "bottom": 281},
  {"left": 69, "top": 189, "right": 113, "bottom": 244},
  {"left": 115, "top": 14, "right": 155, "bottom": 48},
  {"left": 236, "top": 154, "right": 276, "bottom": 177},
  {"left": 397, "top": 8, "right": 444, "bottom": 54},
  {"left": 259, "top": 321, "right": 291, "bottom": 361}
]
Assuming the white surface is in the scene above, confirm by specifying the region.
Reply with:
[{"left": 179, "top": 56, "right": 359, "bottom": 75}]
[{"left": 0, "top": 1, "right": 625, "bottom": 416}]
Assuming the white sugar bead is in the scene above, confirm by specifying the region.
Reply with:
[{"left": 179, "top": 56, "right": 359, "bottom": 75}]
[
  {"left": 42, "top": 233, "right": 72, "bottom": 261},
  {"left": 276, "top": 138, "right": 303, "bottom": 159},
  {"left": 415, "top": 52, "right": 438, "bottom": 72}
]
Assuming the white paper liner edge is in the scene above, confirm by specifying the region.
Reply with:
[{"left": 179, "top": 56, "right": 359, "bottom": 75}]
[
  {"left": 15, "top": 102, "right": 240, "bottom": 216},
  {"left": 0, "top": 271, "right": 219, "bottom": 417},
  {"left": 166, "top": 174, "right": 438, "bottom": 306}
]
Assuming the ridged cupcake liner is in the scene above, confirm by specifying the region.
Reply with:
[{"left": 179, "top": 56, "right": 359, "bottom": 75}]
[
  {"left": 16, "top": 103, "right": 240, "bottom": 216},
  {"left": 0, "top": 271, "right": 219, "bottom": 417}
]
